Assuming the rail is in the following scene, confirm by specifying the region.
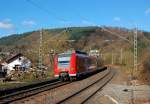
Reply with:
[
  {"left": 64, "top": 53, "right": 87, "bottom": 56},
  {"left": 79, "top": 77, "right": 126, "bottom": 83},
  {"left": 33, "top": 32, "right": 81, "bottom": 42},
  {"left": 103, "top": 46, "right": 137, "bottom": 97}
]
[{"left": 57, "top": 68, "right": 114, "bottom": 104}]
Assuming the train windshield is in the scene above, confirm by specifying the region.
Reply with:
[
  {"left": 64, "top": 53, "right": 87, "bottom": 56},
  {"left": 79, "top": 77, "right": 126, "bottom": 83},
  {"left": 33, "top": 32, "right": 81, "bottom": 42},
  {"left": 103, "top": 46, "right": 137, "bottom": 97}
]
[{"left": 58, "top": 53, "right": 71, "bottom": 67}]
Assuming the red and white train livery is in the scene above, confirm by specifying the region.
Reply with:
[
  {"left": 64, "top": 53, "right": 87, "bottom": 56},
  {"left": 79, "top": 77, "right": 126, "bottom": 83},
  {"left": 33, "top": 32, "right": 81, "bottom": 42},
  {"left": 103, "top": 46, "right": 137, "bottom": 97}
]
[{"left": 54, "top": 50, "right": 97, "bottom": 81}]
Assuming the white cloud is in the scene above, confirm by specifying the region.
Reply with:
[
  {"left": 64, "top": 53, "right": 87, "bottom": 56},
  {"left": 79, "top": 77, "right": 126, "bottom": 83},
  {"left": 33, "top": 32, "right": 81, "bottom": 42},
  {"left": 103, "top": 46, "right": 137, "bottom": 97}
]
[
  {"left": 145, "top": 8, "right": 150, "bottom": 15},
  {"left": 113, "top": 17, "right": 121, "bottom": 22},
  {"left": 0, "top": 22, "right": 14, "bottom": 29},
  {"left": 22, "top": 20, "right": 36, "bottom": 27}
]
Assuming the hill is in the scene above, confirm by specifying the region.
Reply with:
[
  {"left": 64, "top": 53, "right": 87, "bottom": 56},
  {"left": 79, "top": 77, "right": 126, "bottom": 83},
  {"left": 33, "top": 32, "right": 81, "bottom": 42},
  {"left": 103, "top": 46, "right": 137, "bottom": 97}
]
[
  {"left": 0, "top": 26, "right": 149, "bottom": 62},
  {"left": 0, "top": 26, "right": 150, "bottom": 83}
]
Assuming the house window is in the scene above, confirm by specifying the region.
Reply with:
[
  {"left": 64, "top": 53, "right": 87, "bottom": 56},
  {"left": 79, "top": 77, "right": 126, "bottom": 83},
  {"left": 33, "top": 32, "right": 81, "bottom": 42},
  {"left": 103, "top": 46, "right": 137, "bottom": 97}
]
[{"left": 19, "top": 57, "right": 22, "bottom": 61}]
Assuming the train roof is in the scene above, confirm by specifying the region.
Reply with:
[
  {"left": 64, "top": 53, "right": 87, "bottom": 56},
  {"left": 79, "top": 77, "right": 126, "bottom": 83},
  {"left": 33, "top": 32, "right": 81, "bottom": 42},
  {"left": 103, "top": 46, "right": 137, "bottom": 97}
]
[
  {"left": 75, "top": 50, "right": 87, "bottom": 55},
  {"left": 58, "top": 50, "right": 87, "bottom": 56}
]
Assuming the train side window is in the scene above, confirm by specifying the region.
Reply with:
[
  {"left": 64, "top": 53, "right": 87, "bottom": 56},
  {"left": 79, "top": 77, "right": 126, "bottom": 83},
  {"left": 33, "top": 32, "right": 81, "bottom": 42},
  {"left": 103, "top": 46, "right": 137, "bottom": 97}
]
[{"left": 84, "top": 58, "right": 89, "bottom": 67}]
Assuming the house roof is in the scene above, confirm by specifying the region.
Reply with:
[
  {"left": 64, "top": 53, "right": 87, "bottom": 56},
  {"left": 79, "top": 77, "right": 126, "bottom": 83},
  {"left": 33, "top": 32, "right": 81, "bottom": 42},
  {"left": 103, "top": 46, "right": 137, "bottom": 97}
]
[{"left": 6, "top": 53, "right": 23, "bottom": 64}]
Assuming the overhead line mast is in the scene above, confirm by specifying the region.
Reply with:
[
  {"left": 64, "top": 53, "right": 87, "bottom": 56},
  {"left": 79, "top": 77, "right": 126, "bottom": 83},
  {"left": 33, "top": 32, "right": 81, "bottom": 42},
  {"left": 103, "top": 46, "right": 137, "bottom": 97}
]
[
  {"left": 134, "top": 27, "right": 138, "bottom": 72},
  {"left": 39, "top": 29, "right": 43, "bottom": 70},
  {"left": 101, "top": 26, "right": 138, "bottom": 104},
  {"left": 131, "top": 27, "right": 138, "bottom": 104}
]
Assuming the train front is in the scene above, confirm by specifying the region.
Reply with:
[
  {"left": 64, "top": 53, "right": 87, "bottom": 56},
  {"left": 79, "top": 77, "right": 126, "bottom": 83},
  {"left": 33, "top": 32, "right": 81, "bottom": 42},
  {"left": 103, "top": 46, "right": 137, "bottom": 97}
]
[{"left": 54, "top": 52, "right": 76, "bottom": 81}]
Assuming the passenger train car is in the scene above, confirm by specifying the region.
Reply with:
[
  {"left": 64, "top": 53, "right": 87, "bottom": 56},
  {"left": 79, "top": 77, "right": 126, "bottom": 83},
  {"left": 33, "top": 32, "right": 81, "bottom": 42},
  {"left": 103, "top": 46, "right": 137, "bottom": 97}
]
[{"left": 54, "top": 50, "right": 97, "bottom": 81}]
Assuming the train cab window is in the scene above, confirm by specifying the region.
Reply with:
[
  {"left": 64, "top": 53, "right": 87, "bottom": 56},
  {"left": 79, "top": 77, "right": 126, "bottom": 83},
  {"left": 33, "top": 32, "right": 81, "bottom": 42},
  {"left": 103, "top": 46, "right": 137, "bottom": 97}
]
[
  {"left": 58, "top": 60, "right": 70, "bottom": 67},
  {"left": 58, "top": 53, "right": 71, "bottom": 67}
]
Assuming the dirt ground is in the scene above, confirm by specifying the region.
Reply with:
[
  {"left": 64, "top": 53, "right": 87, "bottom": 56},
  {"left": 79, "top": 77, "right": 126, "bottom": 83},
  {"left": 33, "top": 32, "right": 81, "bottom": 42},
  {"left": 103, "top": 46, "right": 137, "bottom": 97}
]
[{"left": 85, "top": 66, "right": 150, "bottom": 104}]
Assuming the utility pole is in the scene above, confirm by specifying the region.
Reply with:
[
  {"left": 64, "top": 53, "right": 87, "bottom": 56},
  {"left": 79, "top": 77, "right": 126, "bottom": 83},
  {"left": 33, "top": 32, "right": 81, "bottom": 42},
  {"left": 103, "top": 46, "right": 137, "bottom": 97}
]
[
  {"left": 38, "top": 29, "right": 43, "bottom": 70},
  {"left": 100, "top": 53, "right": 103, "bottom": 59},
  {"left": 131, "top": 27, "right": 138, "bottom": 104},
  {"left": 101, "top": 26, "right": 138, "bottom": 104},
  {"left": 134, "top": 27, "right": 138, "bottom": 72},
  {"left": 112, "top": 52, "right": 114, "bottom": 65},
  {"left": 103, "top": 54, "right": 105, "bottom": 63},
  {"left": 120, "top": 48, "right": 123, "bottom": 64}
]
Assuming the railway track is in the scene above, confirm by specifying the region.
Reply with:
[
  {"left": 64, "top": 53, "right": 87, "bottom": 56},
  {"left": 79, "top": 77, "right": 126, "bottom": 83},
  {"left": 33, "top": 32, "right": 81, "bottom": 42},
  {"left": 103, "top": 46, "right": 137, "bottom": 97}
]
[
  {"left": 0, "top": 67, "right": 109, "bottom": 104},
  {"left": 57, "top": 68, "right": 114, "bottom": 104},
  {"left": 0, "top": 80, "right": 70, "bottom": 104}
]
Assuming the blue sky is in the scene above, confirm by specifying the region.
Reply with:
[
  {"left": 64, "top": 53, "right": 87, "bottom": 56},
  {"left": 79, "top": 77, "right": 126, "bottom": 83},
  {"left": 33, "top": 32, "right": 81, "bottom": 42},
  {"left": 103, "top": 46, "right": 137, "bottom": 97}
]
[{"left": 0, "top": 0, "right": 150, "bottom": 37}]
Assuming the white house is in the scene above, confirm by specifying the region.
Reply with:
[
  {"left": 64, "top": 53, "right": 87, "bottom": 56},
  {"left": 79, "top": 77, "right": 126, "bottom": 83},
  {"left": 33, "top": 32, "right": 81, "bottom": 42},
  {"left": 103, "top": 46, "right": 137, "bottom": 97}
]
[
  {"left": 2, "top": 53, "right": 31, "bottom": 75},
  {"left": 89, "top": 50, "right": 100, "bottom": 57}
]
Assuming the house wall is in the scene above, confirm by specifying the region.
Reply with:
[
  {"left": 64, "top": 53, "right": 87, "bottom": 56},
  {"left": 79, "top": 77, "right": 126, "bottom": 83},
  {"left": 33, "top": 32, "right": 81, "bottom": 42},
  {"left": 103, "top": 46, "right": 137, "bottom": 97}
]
[
  {"left": 7, "top": 56, "right": 23, "bottom": 71},
  {"left": 6, "top": 56, "right": 31, "bottom": 74}
]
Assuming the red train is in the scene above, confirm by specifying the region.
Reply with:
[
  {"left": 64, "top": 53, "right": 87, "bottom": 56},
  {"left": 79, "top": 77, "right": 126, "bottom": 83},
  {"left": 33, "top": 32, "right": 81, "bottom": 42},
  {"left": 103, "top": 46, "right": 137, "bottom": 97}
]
[{"left": 54, "top": 50, "right": 97, "bottom": 81}]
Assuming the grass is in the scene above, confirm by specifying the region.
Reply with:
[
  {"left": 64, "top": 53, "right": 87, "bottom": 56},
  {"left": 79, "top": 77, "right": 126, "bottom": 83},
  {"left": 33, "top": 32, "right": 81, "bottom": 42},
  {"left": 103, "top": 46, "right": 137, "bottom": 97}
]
[{"left": 0, "top": 81, "right": 27, "bottom": 89}]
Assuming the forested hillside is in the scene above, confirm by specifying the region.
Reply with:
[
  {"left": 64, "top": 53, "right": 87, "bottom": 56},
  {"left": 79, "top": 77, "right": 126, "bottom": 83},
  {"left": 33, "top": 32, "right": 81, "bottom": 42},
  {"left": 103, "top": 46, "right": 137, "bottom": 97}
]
[{"left": 0, "top": 26, "right": 150, "bottom": 83}]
